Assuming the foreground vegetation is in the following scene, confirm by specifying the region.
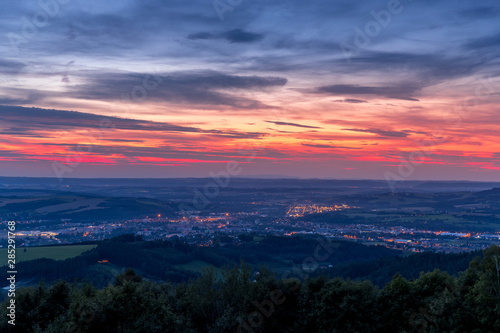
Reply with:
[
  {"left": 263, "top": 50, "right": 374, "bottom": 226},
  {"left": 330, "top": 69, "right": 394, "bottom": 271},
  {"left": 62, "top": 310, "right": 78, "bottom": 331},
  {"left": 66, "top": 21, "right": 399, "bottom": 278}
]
[
  {"left": 1, "top": 246, "right": 499, "bottom": 332},
  {"left": 2, "top": 235, "right": 480, "bottom": 288}
]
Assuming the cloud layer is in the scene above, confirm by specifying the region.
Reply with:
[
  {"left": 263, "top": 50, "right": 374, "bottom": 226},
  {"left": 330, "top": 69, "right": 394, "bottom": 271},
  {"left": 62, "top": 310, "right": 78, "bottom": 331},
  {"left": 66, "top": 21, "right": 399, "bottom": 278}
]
[{"left": 1, "top": 0, "right": 500, "bottom": 179}]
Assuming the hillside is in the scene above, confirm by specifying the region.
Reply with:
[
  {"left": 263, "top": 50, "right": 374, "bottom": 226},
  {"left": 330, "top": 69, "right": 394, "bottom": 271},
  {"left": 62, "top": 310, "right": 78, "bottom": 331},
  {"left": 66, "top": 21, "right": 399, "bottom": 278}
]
[
  {"left": 1, "top": 235, "right": 481, "bottom": 290},
  {"left": 1, "top": 246, "right": 499, "bottom": 332}
]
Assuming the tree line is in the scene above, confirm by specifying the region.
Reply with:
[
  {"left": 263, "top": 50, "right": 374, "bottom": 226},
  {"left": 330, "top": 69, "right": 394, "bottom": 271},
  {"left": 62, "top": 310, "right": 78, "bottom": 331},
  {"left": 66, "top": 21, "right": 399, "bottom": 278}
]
[{"left": 1, "top": 246, "right": 499, "bottom": 332}]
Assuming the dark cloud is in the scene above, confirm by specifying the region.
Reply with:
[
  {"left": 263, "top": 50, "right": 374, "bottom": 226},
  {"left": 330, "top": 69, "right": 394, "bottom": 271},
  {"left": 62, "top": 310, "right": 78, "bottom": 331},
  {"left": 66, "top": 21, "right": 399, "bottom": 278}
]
[
  {"left": 0, "top": 150, "right": 31, "bottom": 159},
  {"left": 0, "top": 95, "right": 44, "bottom": 105},
  {"left": 0, "top": 105, "right": 198, "bottom": 133},
  {"left": 187, "top": 32, "right": 217, "bottom": 40},
  {"left": 315, "top": 84, "right": 420, "bottom": 101},
  {"left": 326, "top": 51, "right": 489, "bottom": 97},
  {"left": 188, "top": 29, "right": 264, "bottom": 43},
  {"left": 351, "top": 52, "right": 482, "bottom": 80},
  {"left": 31, "top": 142, "right": 290, "bottom": 161},
  {"left": 265, "top": 121, "right": 321, "bottom": 129},
  {"left": 0, "top": 59, "right": 26, "bottom": 75},
  {"left": 464, "top": 32, "right": 500, "bottom": 51},
  {"left": 0, "top": 130, "right": 48, "bottom": 138},
  {"left": 344, "top": 99, "right": 368, "bottom": 103},
  {"left": 223, "top": 29, "right": 264, "bottom": 43},
  {"left": 267, "top": 128, "right": 294, "bottom": 133},
  {"left": 301, "top": 143, "right": 362, "bottom": 149},
  {"left": 101, "top": 138, "right": 145, "bottom": 143},
  {"left": 343, "top": 128, "right": 410, "bottom": 138},
  {"left": 202, "top": 129, "right": 264, "bottom": 139},
  {"left": 333, "top": 99, "right": 368, "bottom": 103},
  {"left": 402, "top": 130, "right": 429, "bottom": 135},
  {"left": 69, "top": 71, "right": 286, "bottom": 109},
  {"left": 0, "top": 105, "right": 265, "bottom": 139},
  {"left": 458, "top": 6, "right": 500, "bottom": 19}
]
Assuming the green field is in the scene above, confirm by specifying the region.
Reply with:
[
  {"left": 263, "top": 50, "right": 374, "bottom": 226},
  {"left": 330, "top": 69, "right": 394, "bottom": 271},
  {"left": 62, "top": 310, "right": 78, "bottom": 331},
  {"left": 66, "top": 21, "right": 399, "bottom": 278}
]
[
  {"left": 1, "top": 244, "right": 97, "bottom": 266},
  {"left": 175, "top": 260, "right": 215, "bottom": 274},
  {"left": 175, "top": 260, "right": 227, "bottom": 280}
]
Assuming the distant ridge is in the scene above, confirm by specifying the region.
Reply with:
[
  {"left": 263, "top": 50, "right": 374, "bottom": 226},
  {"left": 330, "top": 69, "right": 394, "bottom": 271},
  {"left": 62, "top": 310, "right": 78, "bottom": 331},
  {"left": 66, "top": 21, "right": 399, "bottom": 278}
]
[{"left": 1, "top": 176, "right": 500, "bottom": 193}]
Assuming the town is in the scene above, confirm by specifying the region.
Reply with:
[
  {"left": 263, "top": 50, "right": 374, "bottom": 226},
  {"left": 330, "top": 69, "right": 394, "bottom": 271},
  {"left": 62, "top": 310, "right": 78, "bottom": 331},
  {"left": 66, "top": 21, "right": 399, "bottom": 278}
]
[{"left": 3, "top": 202, "right": 499, "bottom": 253}]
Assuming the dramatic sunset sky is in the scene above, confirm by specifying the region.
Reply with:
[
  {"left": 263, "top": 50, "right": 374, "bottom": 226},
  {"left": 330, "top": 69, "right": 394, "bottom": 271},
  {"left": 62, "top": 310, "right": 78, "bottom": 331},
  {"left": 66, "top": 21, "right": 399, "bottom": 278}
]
[{"left": 1, "top": 0, "right": 500, "bottom": 180}]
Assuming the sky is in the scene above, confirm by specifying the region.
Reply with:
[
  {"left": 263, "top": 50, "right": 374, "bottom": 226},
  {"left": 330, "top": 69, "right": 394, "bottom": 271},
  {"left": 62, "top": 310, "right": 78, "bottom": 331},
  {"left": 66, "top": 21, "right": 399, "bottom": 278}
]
[{"left": 1, "top": 0, "right": 500, "bottom": 180}]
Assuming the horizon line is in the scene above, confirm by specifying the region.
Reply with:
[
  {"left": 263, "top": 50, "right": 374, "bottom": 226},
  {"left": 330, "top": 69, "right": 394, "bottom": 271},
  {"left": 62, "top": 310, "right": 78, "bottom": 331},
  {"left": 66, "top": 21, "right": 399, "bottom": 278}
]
[{"left": 1, "top": 175, "right": 500, "bottom": 183}]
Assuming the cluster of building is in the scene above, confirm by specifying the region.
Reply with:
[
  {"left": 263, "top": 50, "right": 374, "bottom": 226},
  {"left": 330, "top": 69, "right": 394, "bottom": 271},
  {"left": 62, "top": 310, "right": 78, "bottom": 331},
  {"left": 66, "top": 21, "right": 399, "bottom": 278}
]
[
  {"left": 1, "top": 204, "right": 499, "bottom": 253},
  {"left": 286, "top": 204, "right": 352, "bottom": 217}
]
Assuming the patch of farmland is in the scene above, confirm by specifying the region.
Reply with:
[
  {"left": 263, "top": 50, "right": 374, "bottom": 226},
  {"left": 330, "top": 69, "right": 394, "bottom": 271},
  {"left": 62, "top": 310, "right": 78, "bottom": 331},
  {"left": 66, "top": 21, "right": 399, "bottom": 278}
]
[{"left": 35, "top": 198, "right": 106, "bottom": 214}]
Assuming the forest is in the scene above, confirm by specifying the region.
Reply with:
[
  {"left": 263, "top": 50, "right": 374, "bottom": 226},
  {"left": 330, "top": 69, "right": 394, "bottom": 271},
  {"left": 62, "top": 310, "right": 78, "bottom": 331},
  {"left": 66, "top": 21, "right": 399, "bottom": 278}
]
[
  {"left": 2, "top": 235, "right": 481, "bottom": 288},
  {"left": 1, "top": 241, "right": 499, "bottom": 332}
]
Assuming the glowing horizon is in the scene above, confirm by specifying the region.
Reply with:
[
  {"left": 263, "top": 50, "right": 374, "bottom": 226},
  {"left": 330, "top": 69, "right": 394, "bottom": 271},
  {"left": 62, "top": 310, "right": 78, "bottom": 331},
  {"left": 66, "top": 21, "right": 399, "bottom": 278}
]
[{"left": 1, "top": 0, "right": 500, "bottom": 180}]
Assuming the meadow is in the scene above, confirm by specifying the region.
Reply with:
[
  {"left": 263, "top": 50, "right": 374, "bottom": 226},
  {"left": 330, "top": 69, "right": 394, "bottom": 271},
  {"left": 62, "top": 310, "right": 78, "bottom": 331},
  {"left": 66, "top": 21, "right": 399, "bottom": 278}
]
[{"left": 0, "top": 244, "right": 97, "bottom": 265}]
